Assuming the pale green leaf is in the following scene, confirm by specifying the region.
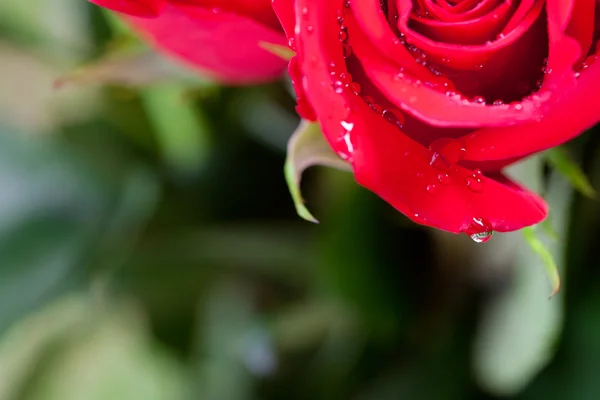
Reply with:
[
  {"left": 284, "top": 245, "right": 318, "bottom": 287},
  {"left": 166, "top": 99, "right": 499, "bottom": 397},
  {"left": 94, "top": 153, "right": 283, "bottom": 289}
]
[
  {"left": 473, "top": 159, "right": 570, "bottom": 396},
  {"left": 539, "top": 217, "right": 559, "bottom": 241},
  {"left": 0, "top": 296, "right": 190, "bottom": 400},
  {"left": 522, "top": 226, "right": 561, "bottom": 298},
  {"left": 55, "top": 51, "right": 205, "bottom": 89},
  {"left": 258, "top": 41, "right": 295, "bottom": 61},
  {"left": 546, "top": 147, "right": 596, "bottom": 198},
  {"left": 284, "top": 121, "right": 351, "bottom": 223},
  {"left": 141, "top": 84, "right": 213, "bottom": 174}
]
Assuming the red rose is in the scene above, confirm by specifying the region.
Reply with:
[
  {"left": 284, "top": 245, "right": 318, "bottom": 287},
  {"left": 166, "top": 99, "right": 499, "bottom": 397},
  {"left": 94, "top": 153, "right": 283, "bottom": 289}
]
[
  {"left": 273, "top": 0, "right": 599, "bottom": 238},
  {"left": 89, "top": 0, "right": 288, "bottom": 83}
]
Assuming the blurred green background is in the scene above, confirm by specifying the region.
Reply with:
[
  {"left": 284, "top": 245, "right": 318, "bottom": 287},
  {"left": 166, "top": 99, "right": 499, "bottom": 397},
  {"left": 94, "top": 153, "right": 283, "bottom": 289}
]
[{"left": 0, "top": 1, "right": 599, "bottom": 399}]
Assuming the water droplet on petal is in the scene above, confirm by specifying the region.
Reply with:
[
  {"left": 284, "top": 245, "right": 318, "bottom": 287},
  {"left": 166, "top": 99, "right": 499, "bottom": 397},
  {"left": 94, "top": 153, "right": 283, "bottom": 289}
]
[
  {"left": 428, "top": 138, "right": 466, "bottom": 169},
  {"left": 426, "top": 184, "right": 437, "bottom": 194},
  {"left": 370, "top": 103, "right": 383, "bottom": 114},
  {"left": 465, "top": 170, "right": 484, "bottom": 192},
  {"left": 287, "top": 37, "right": 296, "bottom": 51},
  {"left": 339, "top": 29, "right": 348, "bottom": 42},
  {"left": 342, "top": 44, "right": 352, "bottom": 58},
  {"left": 473, "top": 96, "right": 486, "bottom": 105},
  {"left": 466, "top": 217, "right": 493, "bottom": 243},
  {"left": 382, "top": 109, "right": 404, "bottom": 129},
  {"left": 350, "top": 82, "right": 361, "bottom": 94},
  {"left": 509, "top": 102, "right": 524, "bottom": 111},
  {"left": 340, "top": 120, "right": 354, "bottom": 132},
  {"left": 339, "top": 72, "right": 352, "bottom": 84},
  {"left": 437, "top": 173, "right": 451, "bottom": 185}
]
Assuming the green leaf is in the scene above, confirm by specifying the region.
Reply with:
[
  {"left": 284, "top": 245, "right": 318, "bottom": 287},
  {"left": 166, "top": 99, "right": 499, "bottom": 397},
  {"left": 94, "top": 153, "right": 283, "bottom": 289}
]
[
  {"left": 473, "top": 162, "right": 571, "bottom": 396},
  {"left": 54, "top": 51, "right": 203, "bottom": 89},
  {"left": 0, "top": 126, "right": 160, "bottom": 335},
  {"left": 284, "top": 120, "right": 351, "bottom": 223},
  {"left": 258, "top": 41, "right": 296, "bottom": 61},
  {"left": 0, "top": 296, "right": 88, "bottom": 399},
  {"left": 539, "top": 217, "right": 559, "bottom": 241},
  {"left": 522, "top": 226, "right": 560, "bottom": 298},
  {"left": 141, "top": 83, "right": 213, "bottom": 174},
  {"left": 193, "top": 281, "right": 274, "bottom": 400},
  {"left": 546, "top": 147, "right": 596, "bottom": 198},
  {"left": 0, "top": 295, "right": 191, "bottom": 400},
  {"left": 0, "top": 129, "right": 107, "bottom": 332}
]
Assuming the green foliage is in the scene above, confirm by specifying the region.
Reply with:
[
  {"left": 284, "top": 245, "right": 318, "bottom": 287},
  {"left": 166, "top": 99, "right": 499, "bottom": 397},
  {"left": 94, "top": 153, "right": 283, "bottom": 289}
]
[
  {"left": 284, "top": 121, "right": 351, "bottom": 222},
  {"left": 473, "top": 163, "right": 570, "bottom": 396},
  {"left": 546, "top": 147, "right": 596, "bottom": 198},
  {"left": 0, "top": 2, "right": 600, "bottom": 400}
]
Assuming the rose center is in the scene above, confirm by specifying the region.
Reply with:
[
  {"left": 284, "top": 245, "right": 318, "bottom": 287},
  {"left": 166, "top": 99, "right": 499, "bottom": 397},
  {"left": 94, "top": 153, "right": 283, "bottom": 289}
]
[{"left": 378, "top": 0, "right": 549, "bottom": 104}]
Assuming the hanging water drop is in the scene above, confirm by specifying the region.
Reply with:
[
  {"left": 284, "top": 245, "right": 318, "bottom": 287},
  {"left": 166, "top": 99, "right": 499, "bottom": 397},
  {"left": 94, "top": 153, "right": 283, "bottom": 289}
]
[{"left": 466, "top": 217, "right": 493, "bottom": 243}]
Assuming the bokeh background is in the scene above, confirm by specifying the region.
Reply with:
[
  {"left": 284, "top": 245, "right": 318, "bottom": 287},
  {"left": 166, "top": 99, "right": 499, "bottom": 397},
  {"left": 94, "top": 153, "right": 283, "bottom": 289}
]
[{"left": 0, "top": 1, "right": 599, "bottom": 399}]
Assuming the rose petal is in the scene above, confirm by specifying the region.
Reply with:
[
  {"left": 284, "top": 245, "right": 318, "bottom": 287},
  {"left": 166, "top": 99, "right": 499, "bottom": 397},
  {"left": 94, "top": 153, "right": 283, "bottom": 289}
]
[
  {"left": 417, "top": 0, "right": 502, "bottom": 20},
  {"left": 411, "top": 2, "right": 513, "bottom": 45},
  {"left": 124, "top": 3, "right": 287, "bottom": 83},
  {"left": 564, "top": 0, "right": 595, "bottom": 60},
  {"left": 351, "top": 0, "right": 447, "bottom": 84},
  {"left": 172, "top": 0, "right": 282, "bottom": 30},
  {"left": 394, "top": 0, "right": 545, "bottom": 69},
  {"left": 461, "top": 0, "right": 598, "bottom": 161},
  {"left": 462, "top": 58, "right": 600, "bottom": 161},
  {"left": 295, "top": 0, "right": 547, "bottom": 233},
  {"left": 346, "top": 13, "right": 547, "bottom": 127},
  {"left": 89, "top": 0, "right": 163, "bottom": 17},
  {"left": 272, "top": 0, "right": 297, "bottom": 39}
]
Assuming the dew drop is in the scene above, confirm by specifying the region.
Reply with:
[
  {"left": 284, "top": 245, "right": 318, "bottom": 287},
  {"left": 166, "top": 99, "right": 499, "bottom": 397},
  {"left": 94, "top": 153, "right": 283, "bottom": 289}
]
[
  {"left": 466, "top": 217, "right": 493, "bottom": 243},
  {"left": 428, "top": 138, "right": 466, "bottom": 168},
  {"left": 382, "top": 109, "right": 405, "bottom": 129},
  {"left": 370, "top": 103, "right": 384, "bottom": 114},
  {"left": 287, "top": 37, "right": 296, "bottom": 51},
  {"left": 465, "top": 170, "right": 483, "bottom": 192},
  {"left": 426, "top": 184, "right": 437, "bottom": 194},
  {"left": 509, "top": 102, "right": 524, "bottom": 111},
  {"left": 343, "top": 132, "right": 354, "bottom": 154},
  {"left": 542, "top": 65, "right": 553, "bottom": 74},
  {"left": 340, "top": 120, "right": 354, "bottom": 132},
  {"left": 350, "top": 82, "right": 361, "bottom": 94},
  {"left": 437, "top": 173, "right": 451, "bottom": 185},
  {"left": 473, "top": 96, "right": 486, "bottom": 105},
  {"left": 339, "top": 72, "right": 352, "bottom": 84},
  {"left": 342, "top": 44, "right": 353, "bottom": 58}
]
